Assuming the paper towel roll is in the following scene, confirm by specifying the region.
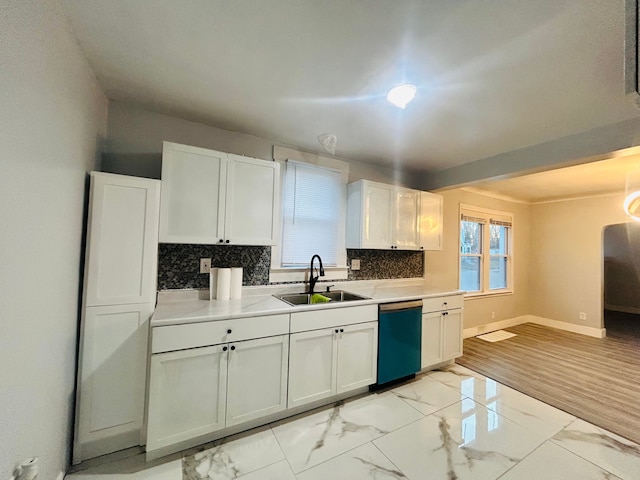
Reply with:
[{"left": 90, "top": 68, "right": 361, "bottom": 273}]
[
  {"left": 209, "top": 267, "right": 218, "bottom": 300},
  {"left": 230, "top": 267, "right": 243, "bottom": 299},
  {"left": 216, "top": 268, "right": 231, "bottom": 300}
]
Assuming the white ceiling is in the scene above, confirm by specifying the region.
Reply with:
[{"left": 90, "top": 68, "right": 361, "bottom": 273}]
[
  {"left": 462, "top": 148, "right": 640, "bottom": 203},
  {"left": 60, "top": 0, "right": 639, "bottom": 175}
]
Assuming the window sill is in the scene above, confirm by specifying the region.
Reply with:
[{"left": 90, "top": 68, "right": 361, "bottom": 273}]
[
  {"left": 269, "top": 266, "right": 349, "bottom": 284},
  {"left": 463, "top": 289, "right": 513, "bottom": 299}
]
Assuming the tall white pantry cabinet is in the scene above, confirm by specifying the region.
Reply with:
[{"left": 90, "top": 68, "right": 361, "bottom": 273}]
[{"left": 73, "top": 172, "right": 161, "bottom": 464}]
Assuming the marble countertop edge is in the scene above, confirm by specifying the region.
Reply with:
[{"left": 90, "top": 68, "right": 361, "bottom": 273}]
[{"left": 151, "top": 279, "right": 463, "bottom": 327}]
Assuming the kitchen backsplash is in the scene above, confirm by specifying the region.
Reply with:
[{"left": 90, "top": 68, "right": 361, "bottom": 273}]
[
  {"left": 158, "top": 244, "right": 271, "bottom": 290},
  {"left": 158, "top": 244, "right": 424, "bottom": 290},
  {"left": 346, "top": 249, "right": 423, "bottom": 281}
]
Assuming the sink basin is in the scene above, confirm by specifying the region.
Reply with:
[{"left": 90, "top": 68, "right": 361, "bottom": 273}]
[{"left": 276, "top": 290, "right": 370, "bottom": 306}]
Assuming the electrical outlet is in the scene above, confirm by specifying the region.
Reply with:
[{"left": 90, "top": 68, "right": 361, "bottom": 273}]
[
  {"left": 491, "top": 311, "right": 496, "bottom": 319},
  {"left": 579, "top": 312, "right": 587, "bottom": 320},
  {"left": 200, "top": 258, "right": 212, "bottom": 273},
  {"left": 351, "top": 259, "right": 361, "bottom": 270}
]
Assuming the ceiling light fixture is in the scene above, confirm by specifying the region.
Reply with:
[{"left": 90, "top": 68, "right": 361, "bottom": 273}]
[
  {"left": 386, "top": 84, "right": 417, "bottom": 109},
  {"left": 624, "top": 191, "right": 640, "bottom": 220}
]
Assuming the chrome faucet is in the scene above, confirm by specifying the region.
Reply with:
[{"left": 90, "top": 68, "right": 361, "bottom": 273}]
[{"left": 308, "top": 254, "right": 325, "bottom": 294}]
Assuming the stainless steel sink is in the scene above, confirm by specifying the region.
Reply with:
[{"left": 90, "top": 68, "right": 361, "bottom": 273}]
[{"left": 275, "top": 290, "right": 370, "bottom": 306}]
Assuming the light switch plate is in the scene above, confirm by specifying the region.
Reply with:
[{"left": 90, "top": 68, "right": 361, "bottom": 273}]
[
  {"left": 351, "top": 259, "right": 361, "bottom": 270},
  {"left": 200, "top": 258, "right": 212, "bottom": 273}
]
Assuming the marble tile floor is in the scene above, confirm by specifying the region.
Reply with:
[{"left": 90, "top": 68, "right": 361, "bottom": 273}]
[{"left": 67, "top": 365, "right": 640, "bottom": 480}]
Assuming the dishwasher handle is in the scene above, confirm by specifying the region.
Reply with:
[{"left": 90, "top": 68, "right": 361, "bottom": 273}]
[{"left": 379, "top": 299, "right": 423, "bottom": 312}]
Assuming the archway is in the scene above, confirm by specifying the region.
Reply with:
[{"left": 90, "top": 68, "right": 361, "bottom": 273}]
[{"left": 603, "top": 222, "right": 640, "bottom": 335}]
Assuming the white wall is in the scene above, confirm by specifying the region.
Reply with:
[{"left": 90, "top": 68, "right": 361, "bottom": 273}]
[
  {"left": 530, "top": 193, "right": 630, "bottom": 329},
  {"left": 0, "top": 1, "right": 108, "bottom": 478},
  {"left": 425, "top": 189, "right": 531, "bottom": 329}
]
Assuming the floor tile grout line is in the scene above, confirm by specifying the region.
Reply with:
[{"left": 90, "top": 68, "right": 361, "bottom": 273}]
[
  {"left": 493, "top": 441, "right": 548, "bottom": 480},
  {"left": 369, "top": 441, "right": 410, "bottom": 479},
  {"left": 549, "top": 435, "right": 627, "bottom": 479},
  {"left": 549, "top": 421, "right": 640, "bottom": 477},
  {"left": 269, "top": 424, "right": 298, "bottom": 478}
]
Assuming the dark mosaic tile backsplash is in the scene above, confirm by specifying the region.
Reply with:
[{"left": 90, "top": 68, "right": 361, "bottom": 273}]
[
  {"left": 346, "top": 249, "right": 423, "bottom": 281},
  {"left": 158, "top": 244, "right": 424, "bottom": 290},
  {"left": 158, "top": 244, "right": 271, "bottom": 290}
]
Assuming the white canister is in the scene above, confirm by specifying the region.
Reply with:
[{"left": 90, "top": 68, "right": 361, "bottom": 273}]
[
  {"left": 216, "top": 268, "right": 231, "bottom": 300},
  {"left": 209, "top": 267, "right": 218, "bottom": 300},
  {"left": 230, "top": 267, "right": 243, "bottom": 299}
]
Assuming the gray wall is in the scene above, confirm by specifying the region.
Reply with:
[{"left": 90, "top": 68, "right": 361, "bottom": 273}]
[
  {"left": 0, "top": 1, "right": 108, "bottom": 478},
  {"left": 104, "top": 101, "right": 424, "bottom": 189}
]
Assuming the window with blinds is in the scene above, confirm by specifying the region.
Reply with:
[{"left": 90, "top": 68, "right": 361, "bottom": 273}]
[
  {"left": 281, "top": 160, "right": 344, "bottom": 267},
  {"left": 460, "top": 205, "right": 513, "bottom": 295}
]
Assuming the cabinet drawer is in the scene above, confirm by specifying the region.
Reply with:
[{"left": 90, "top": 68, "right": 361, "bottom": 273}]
[
  {"left": 152, "top": 314, "right": 290, "bottom": 353},
  {"left": 422, "top": 295, "right": 463, "bottom": 313},
  {"left": 290, "top": 305, "right": 378, "bottom": 333}
]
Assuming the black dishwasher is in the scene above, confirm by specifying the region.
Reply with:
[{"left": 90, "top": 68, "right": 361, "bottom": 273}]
[{"left": 377, "top": 300, "right": 423, "bottom": 385}]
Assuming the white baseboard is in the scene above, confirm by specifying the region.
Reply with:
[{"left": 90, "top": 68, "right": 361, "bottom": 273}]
[
  {"left": 464, "top": 315, "right": 606, "bottom": 339},
  {"left": 527, "top": 315, "right": 606, "bottom": 338},
  {"left": 463, "top": 316, "right": 528, "bottom": 338}
]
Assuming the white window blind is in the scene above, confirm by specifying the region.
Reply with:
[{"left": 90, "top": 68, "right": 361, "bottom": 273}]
[{"left": 281, "top": 161, "right": 343, "bottom": 266}]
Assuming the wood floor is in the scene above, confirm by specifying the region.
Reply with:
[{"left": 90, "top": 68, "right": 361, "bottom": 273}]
[{"left": 456, "top": 317, "right": 640, "bottom": 445}]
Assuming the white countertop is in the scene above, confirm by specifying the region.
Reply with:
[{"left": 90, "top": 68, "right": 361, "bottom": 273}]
[{"left": 151, "top": 279, "right": 463, "bottom": 327}]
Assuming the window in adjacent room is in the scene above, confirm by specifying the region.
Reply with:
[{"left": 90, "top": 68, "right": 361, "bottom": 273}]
[
  {"left": 459, "top": 205, "right": 513, "bottom": 296},
  {"left": 269, "top": 159, "right": 348, "bottom": 282}
]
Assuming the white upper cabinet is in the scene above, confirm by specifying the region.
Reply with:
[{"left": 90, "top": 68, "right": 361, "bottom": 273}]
[
  {"left": 394, "top": 187, "right": 420, "bottom": 249},
  {"left": 84, "top": 172, "right": 160, "bottom": 306},
  {"left": 159, "top": 142, "right": 279, "bottom": 245},
  {"left": 347, "top": 179, "right": 443, "bottom": 251},
  {"left": 346, "top": 179, "right": 420, "bottom": 250},
  {"left": 420, "top": 191, "right": 443, "bottom": 251},
  {"left": 159, "top": 143, "right": 226, "bottom": 244},
  {"left": 225, "top": 154, "right": 280, "bottom": 245},
  {"left": 360, "top": 182, "right": 393, "bottom": 249}
]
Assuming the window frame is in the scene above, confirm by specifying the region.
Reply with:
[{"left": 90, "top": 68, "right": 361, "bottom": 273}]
[
  {"left": 459, "top": 204, "right": 513, "bottom": 298},
  {"left": 269, "top": 157, "right": 349, "bottom": 283}
]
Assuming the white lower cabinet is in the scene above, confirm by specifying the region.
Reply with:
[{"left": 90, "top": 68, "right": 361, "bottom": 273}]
[
  {"left": 336, "top": 323, "right": 378, "bottom": 393},
  {"left": 147, "top": 345, "right": 228, "bottom": 451},
  {"left": 421, "top": 295, "right": 464, "bottom": 369},
  {"left": 146, "top": 334, "right": 289, "bottom": 452},
  {"left": 421, "top": 312, "right": 443, "bottom": 368},
  {"left": 75, "top": 303, "right": 153, "bottom": 461},
  {"left": 442, "top": 310, "right": 463, "bottom": 360},
  {"left": 288, "top": 328, "right": 337, "bottom": 408},
  {"left": 288, "top": 321, "right": 378, "bottom": 408},
  {"left": 226, "top": 336, "right": 289, "bottom": 426}
]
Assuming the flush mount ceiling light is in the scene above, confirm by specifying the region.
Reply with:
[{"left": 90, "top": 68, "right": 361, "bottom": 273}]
[
  {"left": 624, "top": 191, "right": 640, "bottom": 220},
  {"left": 386, "top": 84, "right": 417, "bottom": 109}
]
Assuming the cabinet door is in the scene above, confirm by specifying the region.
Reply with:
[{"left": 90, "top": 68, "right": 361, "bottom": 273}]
[
  {"left": 159, "top": 142, "right": 227, "bottom": 244},
  {"left": 288, "top": 328, "right": 337, "bottom": 408},
  {"left": 225, "top": 155, "right": 280, "bottom": 245},
  {"left": 84, "top": 172, "right": 160, "bottom": 306},
  {"left": 442, "top": 310, "right": 464, "bottom": 360},
  {"left": 394, "top": 188, "right": 420, "bottom": 250},
  {"left": 362, "top": 182, "right": 393, "bottom": 249},
  {"left": 146, "top": 345, "right": 228, "bottom": 452},
  {"left": 226, "top": 335, "right": 289, "bottom": 427},
  {"left": 420, "top": 191, "right": 443, "bottom": 251},
  {"left": 336, "top": 322, "right": 378, "bottom": 393},
  {"left": 74, "top": 304, "right": 152, "bottom": 462},
  {"left": 421, "top": 312, "right": 443, "bottom": 368}
]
